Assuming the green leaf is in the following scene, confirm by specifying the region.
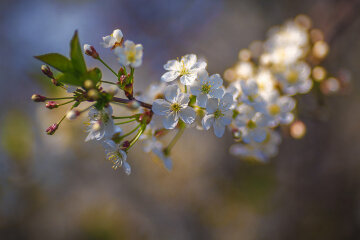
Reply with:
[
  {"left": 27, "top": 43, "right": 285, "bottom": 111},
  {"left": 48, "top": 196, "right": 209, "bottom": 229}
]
[
  {"left": 70, "top": 31, "right": 87, "bottom": 75},
  {"left": 34, "top": 53, "right": 73, "bottom": 73},
  {"left": 85, "top": 68, "right": 102, "bottom": 84},
  {"left": 57, "top": 72, "right": 83, "bottom": 86}
]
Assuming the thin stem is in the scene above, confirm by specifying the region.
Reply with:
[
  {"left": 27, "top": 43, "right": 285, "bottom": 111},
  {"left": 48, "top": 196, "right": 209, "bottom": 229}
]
[
  {"left": 97, "top": 57, "right": 118, "bottom": 77},
  {"left": 58, "top": 100, "right": 75, "bottom": 106},
  {"left": 184, "top": 85, "right": 188, "bottom": 93},
  {"left": 112, "top": 97, "right": 152, "bottom": 109},
  {"left": 127, "top": 124, "right": 146, "bottom": 150},
  {"left": 164, "top": 123, "right": 185, "bottom": 153},
  {"left": 122, "top": 124, "right": 141, "bottom": 139},
  {"left": 47, "top": 97, "right": 73, "bottom": 100},
  {"left": 112, "top": 115, "right": 137, "bottom": 119},
  {"left": 115, "top": 119, "right": 136, "bottom": 125},
  {"left": 100, "top": 80, "right": 117, "bottom": 85}
]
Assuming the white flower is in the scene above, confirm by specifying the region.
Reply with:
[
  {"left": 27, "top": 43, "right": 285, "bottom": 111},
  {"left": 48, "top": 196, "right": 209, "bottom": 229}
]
[
  {"left": 234, "top": 104, "right": 269, "bottom": 143},
  {"left": 101, "top": 29, "right": 123, "bottom": 48},
  {"left": 234, "top": 61, "right": 254, "bottom": 79},
  {"left": 260, "top": 91, "right": 296, "bottom": 127},
  {"left": 152, "top": 146, "right": 173, "bottom": 171},
  {"left": 102, "top": 140, "right": 131, "bottom": 175},
  {"left": 276, "top": 61, "right": 312, "bottom": 95},
  {"left": 226, "top": 80, "right": 242, "bottom": 101},
  {"left": 152, "top": 84, "right": 196, "bottom": 129},
  {"left": 137, "top": 82, "right": 167, "bottom": 103},
  {"left": 240, "top": 79, "right": 266, "bottom": 111},
  {"left": 161, "top": 54, "right": 207, "bottom": 85},
  {"left": 114, "top": 40, "right": 143, "bottom": 68},
  {"left": 202, "top": 93, "right": 234, "bottom": 138},
  {"left": 230, "top": 128, "right": 281, "bottom": 162},
  {"left": 85, "top": 106, "right": 121, "bottom": 142},
  {"left": 255, "top": 68, "right": 276, "bottom": 95},
  {"left": 190, "top": 70, "right": 224, "bottom": 108}
]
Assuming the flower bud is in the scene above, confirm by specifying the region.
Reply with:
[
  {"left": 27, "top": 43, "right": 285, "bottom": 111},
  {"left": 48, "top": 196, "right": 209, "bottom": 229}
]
[
  {"left": 83, "top": 79, "right": 94, "bottom": 89},
  {"left": 41, "top": 65, "right": 53, "bottom": 78},
  {"left": 122, "top": 141, "right": 130, "bottom": 148},
  {"left": 31, "top": 94, "right": 46, "bottom": 102},
  {"left": 87, "top": 89, "right": 99, "bottom": 100},
  {"left": 46, "top": 123, "right": 58, "bottom": 135},
  {"left": 108, "top": 86, "right": 118, "bottom": 96},
  {"left": 127, "top": 100, "right": 140, "bottom": 110},
  {"left": 46, "top": 101, "right": 59, "bottom": 109},
  {"left": 51, "top": 78, "right": 61, "bottom": 86},
  {"left": 84, "top": 44, "right": 99, "bottom": 59},
  {"left": 118, "top": 74, "right": 127, "bottom": 85},
  {"left": 66, "top": 110, "right": 80, "bottom": 120}
]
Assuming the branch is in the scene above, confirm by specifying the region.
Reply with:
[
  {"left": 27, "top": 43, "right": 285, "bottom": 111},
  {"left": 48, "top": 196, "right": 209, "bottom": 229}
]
[{"left": 112, "top": 96, "right": 152, "bottom": 109}]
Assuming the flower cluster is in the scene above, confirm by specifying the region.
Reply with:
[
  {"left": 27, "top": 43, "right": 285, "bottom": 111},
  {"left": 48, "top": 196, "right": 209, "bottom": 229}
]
[
  {"left": 32, "top": 14, "right": 349, "bottom": 174},
  {"left": 224, "top": 14, "right": 349, "bottom": 162}
]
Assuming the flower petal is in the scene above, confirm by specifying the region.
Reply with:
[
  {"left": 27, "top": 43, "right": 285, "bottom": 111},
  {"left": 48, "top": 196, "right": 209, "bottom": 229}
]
[
  {"left": 191, "top": 60, "right": 207, "bottom": 72},
  {"left": 208, "top": 74, "right": 223, "bottom": 88},
  {"left": 180, "top": 73, "right": 197, "bottom": 85},
  {"left": 163, "top": 112, "right": 178, "bottom": 129},
  {"left": 213, "top": 119, "right": 225, "bottom": 138},
  {"left": 209, "top": 87, "right": 225, "bottom": 99},
  {"left": 253, "top": 128, "right": 267, "bottom": 143},
  {"left": 196, "top": 93, "right": 208, "bottom": 108},
  {"left": 179, "top": 107, "right": 196, "bottom": 124},
  {"left": 177, "top": 93, "right": 190, "bottom": 106},
  {"left": 206, "top": 98, "right": 219, "bottom": 114},
  {"left": 164, "top": 60, "right": 181, "bottom": 71},
  {"left": 182, "top": 54, "right": 197, "bottom": 69},
  {"left": 164, "top": 84, "right": 180, "bottom": 103},
  {"left": 220, "top": 93, "right": 234, "bottom": 111},
  {"left": 161, "top": 71, "right": 180, "bottom": 83},
  {"left": 202, "top": 114, "right": 214, "bottom": 130},
  {"left": 152, "top": 99, "right": 170, "bottom": 116}
]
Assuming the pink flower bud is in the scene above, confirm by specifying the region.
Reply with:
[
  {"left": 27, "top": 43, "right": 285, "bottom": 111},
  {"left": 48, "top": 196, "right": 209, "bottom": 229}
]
[
  {"left": 84, "top": 44, "right": 99, "bottom": 59},
  {"left": 122, "top": 141, "right": 130, "bottom": 148},
  {"left": 31, "top": 94, "right": 46, "bottom": 102},
  {"left": 66, "top": 110, "right": 80, "bottom": 120},
  {"left": 41, "top": 65, "right": 53, "bottom": 78},
  {"left": 46, "top": 123, "right": 58, "bottom": 135},
  {"left": 46, "top": 101, "right": 58, "bottom": 109}
]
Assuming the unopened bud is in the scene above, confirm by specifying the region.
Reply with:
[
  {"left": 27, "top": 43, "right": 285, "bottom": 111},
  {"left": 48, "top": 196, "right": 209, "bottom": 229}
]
[
  {"left": 31, "top": 94, "right": 46, "bottom": 102},
  {"left": 84, "top": 44, "right": 99, "bottom": 59},
  {"left": 118, "top": 74, "right": 127, "bottom": 84},
  {"left": 41, "top": 65, "right": 53, "bottom": 78},
  {"left": 46, "top": 123, "right": 58, "bottom": 135},
  {"left": 122, "top": 141, "right": 130, "bottom": 148},
  {"left": 118, "top": 67, "right": 126, "bottom": 76},
  {"left": 83, "top": 79, "right": 94, "bottom": 89},
  {"left": 46, "top": 101, "right": 59, "bottom": 109},
  {"left": 66, "top": 110, "right": 80, "bottom": 120},
  {"left": 87, "top": 89, "right": 99, "bottom": 100},
  {"left": 127, "top": 100, "right": 140, "bottom": 109},
  {"left": 108, "top": 86, "right": 118, "bottom": 96},
  {"left": 51, "top": 78, "right": 60, "bottom": 86},
  {"left": 232, "top": 129, "right": 242, "bottom": 140}
]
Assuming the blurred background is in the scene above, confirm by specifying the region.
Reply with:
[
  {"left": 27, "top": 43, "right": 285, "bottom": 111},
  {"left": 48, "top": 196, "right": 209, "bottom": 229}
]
[{"left": 1, "top": 0, "right": 360, "bottom": 239}]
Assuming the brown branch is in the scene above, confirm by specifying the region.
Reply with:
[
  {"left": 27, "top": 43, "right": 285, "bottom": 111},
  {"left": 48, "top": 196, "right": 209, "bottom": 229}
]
[{"left": 112, "top": 96, "right": 152, "bottom": 109}]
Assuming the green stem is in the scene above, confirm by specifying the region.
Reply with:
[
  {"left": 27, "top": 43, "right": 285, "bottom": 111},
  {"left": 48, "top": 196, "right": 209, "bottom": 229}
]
[
  {"left": 100, "top": 80, "right": 117, "bottom": 85},
  {"left": 184, "top": 85, "right": 188, "bottom": 93},
  {"left": 127, "top": 124, "right": 146, "bottom": 150},
  {"left": 112, "top": 115, "right": 137, "bottom": 119},
  {"left": 121, "top": 124, "right": 141, "bottom": 139},
  {"left": 164, "top": 122, "right": 185, "bottom": 154},
  {"left": 115, "top": 119, "right": 136, "bottom": 125},
  {"left": 97, "top": 57, "right": 118, "bottom": 77},
  {"left": 47, "top": 97, "right": 73, "bottom": 100},
  {"left": 58, "top": 100, "right": 75, "bottom": 106}
]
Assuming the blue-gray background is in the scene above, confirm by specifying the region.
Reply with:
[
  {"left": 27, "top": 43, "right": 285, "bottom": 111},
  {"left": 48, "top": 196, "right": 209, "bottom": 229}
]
[{"left": 1, "top": 0, "right": 360, "bottom": 239}]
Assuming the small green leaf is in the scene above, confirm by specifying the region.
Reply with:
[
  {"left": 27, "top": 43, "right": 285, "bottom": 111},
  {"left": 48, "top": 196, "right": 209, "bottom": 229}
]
[
  {"left": 57, "top": 72, "right": 83, "bottom": 86},
  {"left": 70, "top": 31, "right": 87, "bottom": 75},
  {"left": 34, "top": 53, "right": 73, "bottom": 73},
  {"left": 85, "top": 68, "right": 102, "bottom": 84}
]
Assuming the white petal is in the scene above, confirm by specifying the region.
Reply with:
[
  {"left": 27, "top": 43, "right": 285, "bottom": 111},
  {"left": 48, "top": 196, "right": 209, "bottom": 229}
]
[
  {"left": 202, "top": 114, "right": 214, "bottom": 130},
  {"left": 220, "top": 93, "right": 234, "bottom": 111},
  {"left": 209, "top": 87, "right": 225, "bottom": 99},
  {"left": 179, "top": 107, "right": 196, "bottom": 124},
  {"left": 196, "top": 93, "right": 208, "bottom": 108},
  {"left": 177, "top": 93, "right": 190, "bottom": 106},
  {"left": 164, "top": 84, "right": 180, "bottom": 103},
  {"left": 190, "top": 83, "right": 201, "bottom": 96},
  {"left": 182, "top": 54, "right": 197, "bottom": 69},
  {"left": 112, "top": 29, "right": 123, "bottom": 41},
  {"left": 101, "top": 36, "right": 115, "bottom": 48},
  {"left": 208, "top": 74, "right": 223, "bottom": 88},
  {"left": 164, "top": 60, "right": 181, "bottom": 71},
  {"left": 161, "top": 71, "right": 180, "bottom": 82},
  {"left": 122, "top": 161, "right": 131, "bottom": 175},
  {"left": 180, "top": 73, "right": 197, "bottom": 85},
  {"left": 206, "top": 98, "right": 219, "bottom": 114},
  {"left": 220, "top": 114, "right": 232, "bottom": 126},
  {"left": 253, "top": 128, "right": 267, "bottom": 143},
  {"left": 191, "top": 60, "right": 207, "bottom": 72},
  {"left": 163, "top": 112, "right": 178, "bottom": 129},
  {"left": 152, "top": 99, "right": 170, "bottom": 116},
  {"left": 163, "top": 158, "right": 173, "bottom": 171},
  {"left": 213, "top": 119, "right": 225, "bottom": 138},
  {"left": 279, "top": 96, "right": 296, "bottom": 112}
]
